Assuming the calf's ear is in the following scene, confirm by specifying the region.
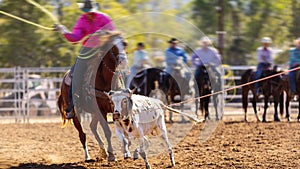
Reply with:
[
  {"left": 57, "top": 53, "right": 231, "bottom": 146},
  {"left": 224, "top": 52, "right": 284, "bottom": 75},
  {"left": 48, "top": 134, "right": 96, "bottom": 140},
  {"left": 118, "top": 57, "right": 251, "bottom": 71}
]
[{"left": 108, "top": 90, "right": 115, "bottom": 96}]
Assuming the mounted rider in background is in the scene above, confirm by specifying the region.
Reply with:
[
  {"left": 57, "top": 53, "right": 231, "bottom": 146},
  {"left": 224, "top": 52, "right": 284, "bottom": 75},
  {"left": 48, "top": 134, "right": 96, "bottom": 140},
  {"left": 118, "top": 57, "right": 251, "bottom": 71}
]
[
  {"left": 191, "top": 36, "right": 222, "bottom": 86},
  {"left": 126, "top": 42, "right": 151, "bottom": 88},
  {"left": 165, "top": 38, "right": 188, "bottom": 75},
  {"left": 288, "top": 37, "right": 300, "bottom": 96},
  {"left": 255, "top": 37, "right": 273, "bottom": 95}
]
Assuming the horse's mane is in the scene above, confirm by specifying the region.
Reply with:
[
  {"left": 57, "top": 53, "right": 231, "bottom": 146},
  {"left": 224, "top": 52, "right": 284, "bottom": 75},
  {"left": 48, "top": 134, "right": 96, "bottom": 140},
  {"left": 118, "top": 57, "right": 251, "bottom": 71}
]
[{"left": 94, "top": 30, "right": 125, "bottom": 48}]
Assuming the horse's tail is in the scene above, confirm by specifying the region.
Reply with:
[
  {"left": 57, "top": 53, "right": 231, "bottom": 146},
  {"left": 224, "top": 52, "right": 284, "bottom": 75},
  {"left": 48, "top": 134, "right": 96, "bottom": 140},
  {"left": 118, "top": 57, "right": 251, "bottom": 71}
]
[
  {"left": 241, "top": 69, "right": 253, "bottom": 85},
  {"left": 57, "top": 94, "right": 68, "bottom": 128}
]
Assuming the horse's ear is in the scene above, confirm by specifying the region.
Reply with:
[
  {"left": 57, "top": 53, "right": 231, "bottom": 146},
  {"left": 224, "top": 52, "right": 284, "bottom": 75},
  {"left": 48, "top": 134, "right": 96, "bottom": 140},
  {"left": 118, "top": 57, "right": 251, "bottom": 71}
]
[{"left": 123, "top": 40, "right": 128, "bottom": 48}]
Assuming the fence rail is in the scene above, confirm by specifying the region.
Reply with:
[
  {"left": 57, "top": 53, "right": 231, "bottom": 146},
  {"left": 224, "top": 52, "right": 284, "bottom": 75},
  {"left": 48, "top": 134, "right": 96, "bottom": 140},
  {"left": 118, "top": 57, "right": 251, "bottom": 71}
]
[{"left": 0, "top": 65, "right": 296, "bottom": 123}]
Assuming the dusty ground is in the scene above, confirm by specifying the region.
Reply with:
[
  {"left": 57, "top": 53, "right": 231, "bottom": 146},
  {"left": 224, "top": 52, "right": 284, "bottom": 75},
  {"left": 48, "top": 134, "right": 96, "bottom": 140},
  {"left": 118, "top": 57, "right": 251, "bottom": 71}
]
[{"left": 1, "top": 113, "right": 300, "bottom": 169}]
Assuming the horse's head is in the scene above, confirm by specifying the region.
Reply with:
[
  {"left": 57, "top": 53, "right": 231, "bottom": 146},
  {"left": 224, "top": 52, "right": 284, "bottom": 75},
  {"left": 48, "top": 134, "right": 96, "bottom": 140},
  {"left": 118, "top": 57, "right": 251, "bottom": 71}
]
[
  {"left": 82, "top": 31, "right": 128, "bottom": 91},
  {"left": 99, "top": 31, "right": 127, "bottom": 73}
]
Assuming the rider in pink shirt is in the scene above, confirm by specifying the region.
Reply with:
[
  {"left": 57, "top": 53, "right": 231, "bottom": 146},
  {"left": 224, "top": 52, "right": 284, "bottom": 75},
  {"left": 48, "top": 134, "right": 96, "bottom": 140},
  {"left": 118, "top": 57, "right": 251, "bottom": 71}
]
[
  {"left": 63, "top": 12, "right": 114, "bottom": 44},
  {"left": 55, "top": 0, "right": 115, "bottom": 119},
  {"left": 56, "top": 1, "right": 115, "bottom": 45}
]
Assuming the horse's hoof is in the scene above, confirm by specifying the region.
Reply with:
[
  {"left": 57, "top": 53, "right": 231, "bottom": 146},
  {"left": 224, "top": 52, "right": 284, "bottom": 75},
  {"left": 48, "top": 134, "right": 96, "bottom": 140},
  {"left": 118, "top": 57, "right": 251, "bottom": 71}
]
[
  {"left": 85, "top": 159, "right": 96, "bottom": 163},
  {"left": 99, "top": 148, "right": 108, "bottom": 159},
  {"left": 108, "top": 153, "right": 117, "bottom": 162},
  {"left": 133, "top": 151, "right": 139, "bottom": 160},
  {"left": 124, "top": 152, "right": 131, "bottom": 159},
  {"left": 262, "top": 119, "right": 267, "bottom": 123},
  {"left": 146, "top": 164, "right": 151, "bottom": 169},
  {"left": 124, "top": 156, "right": 131, "bottom": 160},
  {"left": 274, "top": 116, "right": 280, "bottom": 122}
]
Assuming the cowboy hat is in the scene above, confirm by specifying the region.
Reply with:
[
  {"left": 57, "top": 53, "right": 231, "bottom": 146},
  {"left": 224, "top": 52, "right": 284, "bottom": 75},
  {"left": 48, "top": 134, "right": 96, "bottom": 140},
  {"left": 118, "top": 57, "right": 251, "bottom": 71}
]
[
  {"left": 294, "top": 37, "right": 300, "bottom": 45},
  {"left": 77, "top": 0, "right": 99, "bottom": 13},
  {"left": 198, "top": 36, "right": 212, "bottom": 45},
  {"left": 168, "top": 38, "right": 179, "bottom": 44},
  {"left": 137, "top": 42, "right": 145, "bottom": 47},
  {"left": 261, "top": 37, "right": 272, "bottom": 43}
]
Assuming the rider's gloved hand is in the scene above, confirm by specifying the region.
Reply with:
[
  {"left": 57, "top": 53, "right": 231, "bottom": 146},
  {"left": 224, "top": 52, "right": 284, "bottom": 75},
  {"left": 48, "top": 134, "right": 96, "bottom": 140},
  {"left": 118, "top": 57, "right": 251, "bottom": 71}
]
[{"left": 53, "top": 24, "right": 69, "bottom": 34}]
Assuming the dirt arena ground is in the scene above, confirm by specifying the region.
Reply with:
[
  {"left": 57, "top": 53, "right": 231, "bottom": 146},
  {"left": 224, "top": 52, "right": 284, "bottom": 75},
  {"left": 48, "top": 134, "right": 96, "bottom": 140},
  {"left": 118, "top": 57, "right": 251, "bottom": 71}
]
[{"left": 1, "top": 113, "right": 300, "bottom": 169}]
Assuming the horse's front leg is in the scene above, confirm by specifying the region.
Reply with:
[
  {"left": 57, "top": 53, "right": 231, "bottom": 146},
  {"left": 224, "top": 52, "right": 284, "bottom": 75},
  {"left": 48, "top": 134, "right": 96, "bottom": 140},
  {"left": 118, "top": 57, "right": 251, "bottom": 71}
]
[
  {"left": 72, "top": 115, "right": 91, "bottom": 161},
  {"left": 273, "top": 93, "right": 280, "bottom": 122},
  {"left": 262, "top": 95, "right": 269, "bottom": 123},
  {"left": 242, "top": 87, "right": 249, "bottom": 122},
  {"left": 98, "top": 113, "right": 116, "bottom": 162},
  {"left": 212, "top": 94, "right": 219, "bottom": 120},
  {"left": 298, "top": 98, "right": 300, "bottom": 122},
  {"left": 285, "top": 92, "right": 291, "bottom": 121},
  {"left": 90, "top": 114, "right": 108, "bottom": 159},
  {"left": 251, "top": 89, "right": 260, "bottom": 122},
  {"left": 204, "top": 97, "right": 210, "bottom": 120},
  {"left": 195, "top": 98, "right": 199, "bottom": 117}
]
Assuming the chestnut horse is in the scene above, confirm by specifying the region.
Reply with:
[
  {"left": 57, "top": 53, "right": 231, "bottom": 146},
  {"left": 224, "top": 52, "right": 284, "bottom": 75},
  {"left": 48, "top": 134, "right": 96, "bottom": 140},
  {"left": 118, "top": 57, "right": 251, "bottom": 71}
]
[
  {"left": 241, "top": 67, "right": 291, "bottom": 122},
  {"left": 57, "top": 31, "right": 127, "bottom": 161}
]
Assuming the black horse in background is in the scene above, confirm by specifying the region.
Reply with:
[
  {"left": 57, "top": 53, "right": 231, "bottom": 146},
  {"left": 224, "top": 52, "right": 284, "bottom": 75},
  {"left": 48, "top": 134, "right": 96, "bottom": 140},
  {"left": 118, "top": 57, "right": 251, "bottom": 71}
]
[
  {"left": 194, "top": 65, "right": 222, "bottom": 120},
  {"left": 129, "top": 67, "right": 196, "bottom": 122},
  {"left": 241, "top": 66, "right": 291, "bottom": 122}
]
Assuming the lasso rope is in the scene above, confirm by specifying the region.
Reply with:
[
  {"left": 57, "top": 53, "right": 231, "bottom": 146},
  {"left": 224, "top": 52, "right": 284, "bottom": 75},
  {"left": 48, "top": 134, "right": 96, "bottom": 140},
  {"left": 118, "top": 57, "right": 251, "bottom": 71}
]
[
  {"left": 168, "top": 66, "right": 300, "bottom": 108},
  {"left": 0, "top": 0, "right": 59, "bottom": 30},
  {"left": 25, "top": 0, "right": 59, "bottom": 24},
  {"left": 0, "top": 10, "right": 54, "bottom": 30}
]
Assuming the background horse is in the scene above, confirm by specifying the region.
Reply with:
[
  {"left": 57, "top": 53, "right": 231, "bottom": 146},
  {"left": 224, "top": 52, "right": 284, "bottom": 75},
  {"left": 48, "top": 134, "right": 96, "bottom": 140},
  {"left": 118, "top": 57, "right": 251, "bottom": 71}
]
[
  {"left": 241, "top": 67, "right": 290, "bottom": 122},
  {"left": 194, "top": 65, "right": 220, "bottom": 120},
  {"left": 129, "top": 67, "right": 196, "bottom": 122},
  {"left": 57, "top": 31, "right": 127, "bottom": 161}
]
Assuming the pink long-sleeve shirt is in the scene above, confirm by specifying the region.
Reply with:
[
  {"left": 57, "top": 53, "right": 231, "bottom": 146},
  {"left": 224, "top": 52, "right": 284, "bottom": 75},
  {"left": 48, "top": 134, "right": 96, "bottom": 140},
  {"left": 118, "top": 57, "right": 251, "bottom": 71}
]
[{"left": 64, "top": 12, "right": 115, "bottom": 46}]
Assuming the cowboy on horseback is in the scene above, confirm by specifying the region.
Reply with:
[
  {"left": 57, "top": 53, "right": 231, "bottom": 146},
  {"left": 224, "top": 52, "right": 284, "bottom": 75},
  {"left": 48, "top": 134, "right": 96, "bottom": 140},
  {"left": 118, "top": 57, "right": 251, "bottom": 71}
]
[
  {"left": 191, "top": 36, "right": 222, "bottom": 85},
  {"left": 255, "top": 37, "right": 273, "bottom": 95},
  {"left": 192, "top": 36, "right": 223, "bottom": 120},
  {"left": 165, "top": 38, "right": 188, "bottom": 75},
  {"left": 54, "top": 0, "right": 115, "bottom": 119},
  {"left": 126, "top": 42, "right": 151, "bottom": 88},
  {"left": 288, "top": 37, "right": 300, "bottom": 96}
]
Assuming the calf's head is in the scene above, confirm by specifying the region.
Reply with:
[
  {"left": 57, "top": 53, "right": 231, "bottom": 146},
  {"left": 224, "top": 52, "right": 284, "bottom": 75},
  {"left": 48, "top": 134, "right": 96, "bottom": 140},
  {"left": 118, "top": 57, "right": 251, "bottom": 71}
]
[{"left": 109, "top": 89, "right": 133, "bottom": 121}]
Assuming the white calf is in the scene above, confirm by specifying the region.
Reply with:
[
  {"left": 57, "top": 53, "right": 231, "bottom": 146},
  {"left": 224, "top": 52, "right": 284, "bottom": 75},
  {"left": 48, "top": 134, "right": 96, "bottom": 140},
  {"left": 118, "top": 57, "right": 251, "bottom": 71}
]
[{"left": 110, "top": 89, "right": 200, "bottom": 169}]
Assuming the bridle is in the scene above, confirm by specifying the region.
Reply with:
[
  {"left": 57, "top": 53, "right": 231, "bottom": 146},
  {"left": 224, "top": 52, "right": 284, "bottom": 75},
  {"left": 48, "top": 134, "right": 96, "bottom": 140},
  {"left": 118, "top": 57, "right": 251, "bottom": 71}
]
[{"left": 102, "top": 39, "right": 126, "bottom": 75}]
